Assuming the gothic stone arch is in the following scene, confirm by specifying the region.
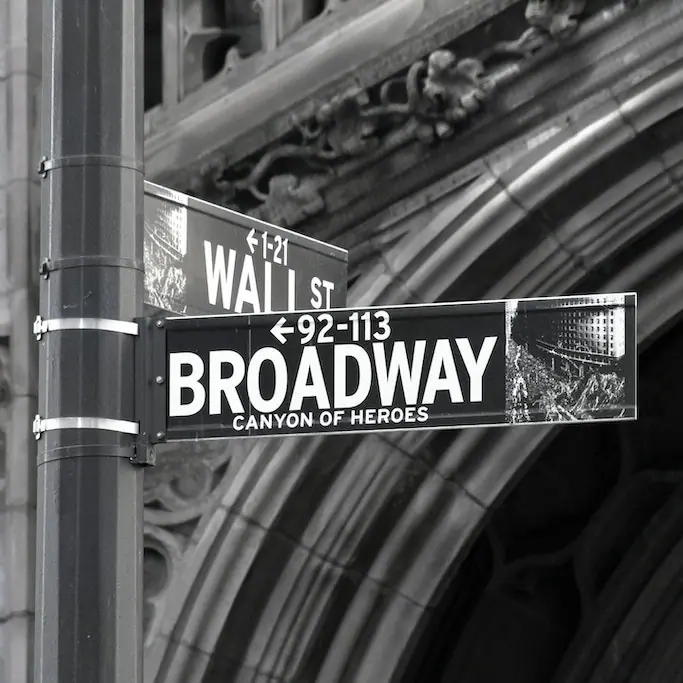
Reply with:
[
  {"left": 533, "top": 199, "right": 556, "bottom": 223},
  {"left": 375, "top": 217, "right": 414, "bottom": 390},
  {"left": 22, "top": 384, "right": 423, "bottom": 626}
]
[
  {"left": 142, "top": 53, "right": 683, "bottom": 683},
  {"left": 406, "top": 317, "right": 683, "bottom": 683}
]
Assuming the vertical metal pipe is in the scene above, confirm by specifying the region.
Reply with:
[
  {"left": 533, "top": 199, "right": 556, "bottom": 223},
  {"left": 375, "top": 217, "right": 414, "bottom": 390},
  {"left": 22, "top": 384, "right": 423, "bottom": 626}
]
[{"left": 35, "top": 0, "right": 144, "bottom": 680}]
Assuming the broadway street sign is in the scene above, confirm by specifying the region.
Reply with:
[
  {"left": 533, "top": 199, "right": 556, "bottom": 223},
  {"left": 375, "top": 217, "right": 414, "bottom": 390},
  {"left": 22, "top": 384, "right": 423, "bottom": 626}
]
[
  {"left": 143, "top": 293, "right": 637, "bottom": 443},
  {"left": 143, "top": 182, "right": 348, "bottom": 316}
]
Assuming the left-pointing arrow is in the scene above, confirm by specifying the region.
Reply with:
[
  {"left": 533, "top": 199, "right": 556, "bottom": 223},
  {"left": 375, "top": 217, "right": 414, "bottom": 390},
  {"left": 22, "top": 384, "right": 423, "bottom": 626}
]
[
  {"left": 246, "top": 228, "right": 258, "bottom": 254},
  {"left": 271, "top": 316, "right": 294, "bottom": 344}
]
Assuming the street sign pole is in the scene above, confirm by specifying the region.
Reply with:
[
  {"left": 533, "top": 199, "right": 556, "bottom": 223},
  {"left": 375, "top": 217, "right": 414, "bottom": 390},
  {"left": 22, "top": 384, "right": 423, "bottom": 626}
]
[{"left": 35, "top": 0, "right": 145, "bottom": 681}]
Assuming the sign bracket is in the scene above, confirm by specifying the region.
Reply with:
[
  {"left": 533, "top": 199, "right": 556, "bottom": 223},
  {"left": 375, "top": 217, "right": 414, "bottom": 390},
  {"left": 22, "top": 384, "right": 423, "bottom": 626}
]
[{"left": 133, "top": 316, "right": 169, "bottom": 463}]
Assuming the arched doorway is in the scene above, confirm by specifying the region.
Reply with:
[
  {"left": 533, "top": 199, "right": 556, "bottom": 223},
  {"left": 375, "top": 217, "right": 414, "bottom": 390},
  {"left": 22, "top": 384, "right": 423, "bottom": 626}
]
[
  {"left": 403, "top": 315, "right": 683, "bottom": 683},
  {"left": 144, "top": 58, "right": 683, "bottom": 683}
]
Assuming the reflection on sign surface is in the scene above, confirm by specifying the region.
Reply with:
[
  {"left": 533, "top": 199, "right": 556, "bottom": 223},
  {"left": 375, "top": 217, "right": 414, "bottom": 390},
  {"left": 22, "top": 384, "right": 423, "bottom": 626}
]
[{"left": 153, "top": 293, "right": 637, "bottom": 443}]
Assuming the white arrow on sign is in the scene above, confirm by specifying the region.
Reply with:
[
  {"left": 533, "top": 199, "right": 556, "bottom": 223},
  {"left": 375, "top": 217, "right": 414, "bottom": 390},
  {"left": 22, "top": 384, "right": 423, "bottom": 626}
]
[
  {"left": 270, "top": 316, "right": 294, "bottom": 344},
  {"left": 246, "top": 228, "right": 258, "bottom": 254}
]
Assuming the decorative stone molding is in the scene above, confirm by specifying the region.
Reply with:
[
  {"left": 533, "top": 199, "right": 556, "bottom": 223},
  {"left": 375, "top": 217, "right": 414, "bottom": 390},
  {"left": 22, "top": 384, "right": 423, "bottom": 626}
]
[
  {"left": 525, "top": 0, "right": 586, "bottom": 39},
  {"left": 186, "top": 0, "right": 618, "bottom": 225},
  {"left": 142, "top": 439, "right": 235, "bottom": 640}
]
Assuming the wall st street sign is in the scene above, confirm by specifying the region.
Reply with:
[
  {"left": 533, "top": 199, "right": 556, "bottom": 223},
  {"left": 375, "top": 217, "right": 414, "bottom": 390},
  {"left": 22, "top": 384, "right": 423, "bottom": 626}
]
[
  {"left": 142, "top": 293, "right": 637, "bottom": 443},
  {"left": 142, "top": 182, "right": 348, "bottom": 316}
]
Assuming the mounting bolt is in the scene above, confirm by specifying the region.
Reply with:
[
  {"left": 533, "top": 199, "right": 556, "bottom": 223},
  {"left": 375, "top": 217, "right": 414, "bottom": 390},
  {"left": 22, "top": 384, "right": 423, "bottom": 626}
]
[
  {"left": 155, "top": 375, "right": 164, "bottom": 385},
  {"left": 155, "top": 431, "right": 165, "bottom": 441},
  {"left": 33, "top": 415, "right": 44, "bottom": 440},
  {"left": 155, "top": 320, "right": 164, "bottom": 328},
  {"left": 39, "top": 258, "right": 51, "bottom": 279},
  {"left": 37, "top": 157, "right": 49, "bottom": 178},
  {"left": 33, "top": 315, "right": 47, "bottom": 341}
]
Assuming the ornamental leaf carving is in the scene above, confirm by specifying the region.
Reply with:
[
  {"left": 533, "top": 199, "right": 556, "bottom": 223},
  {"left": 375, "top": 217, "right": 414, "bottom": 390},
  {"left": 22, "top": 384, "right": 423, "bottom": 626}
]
[
  {"left": 142, "top": 439, "right": 252, "bottom": 638},
  {"left": 525, "top": 0, "right": 586, "bottom": 40},
  {"left": 192, "top": 0, "right": 631, "bottom": 224},
  {"left": 143, "top": 440, "right": 234, "bottom": 532},
  {"left": 209, "top": 48, "right": 503, "bottom": 219}
]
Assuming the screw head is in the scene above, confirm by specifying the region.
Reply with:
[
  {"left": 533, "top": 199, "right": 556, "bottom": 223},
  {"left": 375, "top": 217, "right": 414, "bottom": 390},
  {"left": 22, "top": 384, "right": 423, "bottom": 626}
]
[
  {"left": 155, "top": 319, "right": 164, "bottom": 328},
  {"left": 155, "top": 375, "right": 164, "bottom": 384},
  {"left": 155, "top": 431, "right": 165, "bottom": 441}
]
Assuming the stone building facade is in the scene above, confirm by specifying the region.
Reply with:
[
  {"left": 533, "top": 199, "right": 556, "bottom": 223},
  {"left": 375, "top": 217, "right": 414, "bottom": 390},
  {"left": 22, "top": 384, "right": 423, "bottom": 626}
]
[{"left": 3, "top": 0, "right": 683, "bottom": 681}]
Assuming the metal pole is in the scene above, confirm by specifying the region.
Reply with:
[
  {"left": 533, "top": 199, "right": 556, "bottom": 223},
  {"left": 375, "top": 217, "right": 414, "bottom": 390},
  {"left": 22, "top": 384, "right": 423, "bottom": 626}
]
[{"left": 35, "top": 0, "right": 145, "bottom": 679}]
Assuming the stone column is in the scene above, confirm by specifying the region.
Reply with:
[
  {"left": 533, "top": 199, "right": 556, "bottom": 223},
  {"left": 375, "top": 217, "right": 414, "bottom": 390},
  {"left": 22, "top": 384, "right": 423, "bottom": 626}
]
[{"left": 0, "top": 0, "right": 41, "bottom": 680}]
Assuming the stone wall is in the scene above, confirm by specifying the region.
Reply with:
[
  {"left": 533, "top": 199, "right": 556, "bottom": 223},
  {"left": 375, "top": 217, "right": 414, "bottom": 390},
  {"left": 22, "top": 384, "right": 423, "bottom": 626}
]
[{"left": 0, "top": 0, "right": 41, "bottom": 680}]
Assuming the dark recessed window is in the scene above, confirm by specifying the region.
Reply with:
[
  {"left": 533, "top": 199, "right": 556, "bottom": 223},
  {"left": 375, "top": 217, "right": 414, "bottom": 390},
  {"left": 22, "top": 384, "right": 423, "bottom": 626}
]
[
  {"left": 303, "top": 0, "right": 327, "bottom": 21},
  {"left": 144, "top": 0, "right": 163, "bottom": 111}
]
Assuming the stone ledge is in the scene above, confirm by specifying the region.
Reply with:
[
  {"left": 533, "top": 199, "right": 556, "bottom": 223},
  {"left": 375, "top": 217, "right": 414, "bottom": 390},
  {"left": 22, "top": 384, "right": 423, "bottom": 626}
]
[
  {"left": 145, "top": 0, "right": 521, "bottom": 184},
  {"left": 146, "top": 0, "right": 665, "bottom": 249},
  {"left": 268, "top": 1, "right": 678, "bottom": 250}
]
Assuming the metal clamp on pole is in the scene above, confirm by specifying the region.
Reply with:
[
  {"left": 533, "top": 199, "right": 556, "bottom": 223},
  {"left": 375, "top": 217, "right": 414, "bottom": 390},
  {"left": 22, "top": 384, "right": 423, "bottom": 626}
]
[
  {"left": 37, "top": 154, "right": 144, "bottom": 179},
  {"left": 33, "top": 315, "right": 139, "bottom": 340},
  {"left": 33, "top": 415, "right": 140, "bottom": 440},
  {"left": 38, "top": 255, "right": 144, "bottom": 279}
]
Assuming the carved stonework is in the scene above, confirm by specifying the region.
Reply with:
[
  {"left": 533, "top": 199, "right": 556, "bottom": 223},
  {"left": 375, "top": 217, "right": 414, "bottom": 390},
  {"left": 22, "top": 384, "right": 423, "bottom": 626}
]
[
  {"left": 525, "top": 0, "right": 586, "bottom": 39},
  {"left": 418, "top": 51, "right": 495, "bottom": 140},
  {"left": 142, "top": 439, "right": 243, "bottom": 640},
  {"left": 190, "top": 0, "right": 599, "bottom": 224}
]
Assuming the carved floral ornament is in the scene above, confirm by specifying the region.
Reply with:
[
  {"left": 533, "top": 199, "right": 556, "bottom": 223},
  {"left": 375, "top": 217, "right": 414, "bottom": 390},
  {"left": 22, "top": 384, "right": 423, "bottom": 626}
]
[
  {"left": 185, "top": 0, "right": 649, "bottom": 223},
  {"left": 142, "top": 439, "right": 246, "bottom": 636}
]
